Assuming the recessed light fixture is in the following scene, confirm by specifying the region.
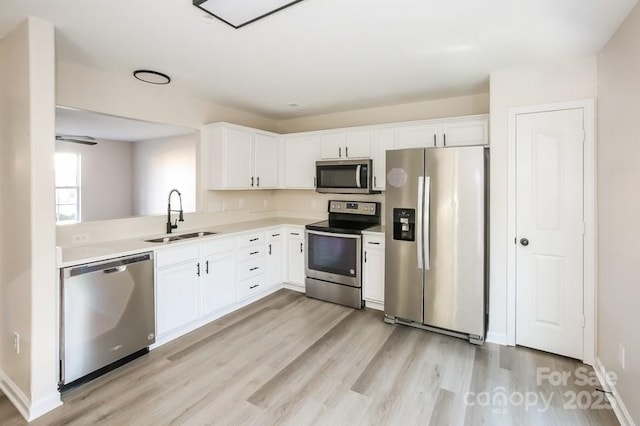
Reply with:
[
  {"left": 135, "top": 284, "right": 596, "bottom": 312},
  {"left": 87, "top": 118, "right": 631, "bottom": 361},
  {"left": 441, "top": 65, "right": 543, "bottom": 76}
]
[
  {"left": 193, "top": 0, "right": 305, "bottom": 29},
  {"left": 133, "top": 70, "right": 171, "bottom": 85}
]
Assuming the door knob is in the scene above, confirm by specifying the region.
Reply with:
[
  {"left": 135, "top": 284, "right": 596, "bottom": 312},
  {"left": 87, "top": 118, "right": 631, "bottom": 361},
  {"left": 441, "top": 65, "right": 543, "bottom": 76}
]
[{"left": 520, "top": 238, "right": 529, "bottom": 246}]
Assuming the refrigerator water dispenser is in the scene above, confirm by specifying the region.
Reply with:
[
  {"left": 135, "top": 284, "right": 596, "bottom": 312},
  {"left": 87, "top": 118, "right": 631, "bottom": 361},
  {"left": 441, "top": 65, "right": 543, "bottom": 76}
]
[{"left": 393, "top": 208, "right": 415, "bottom": 241}]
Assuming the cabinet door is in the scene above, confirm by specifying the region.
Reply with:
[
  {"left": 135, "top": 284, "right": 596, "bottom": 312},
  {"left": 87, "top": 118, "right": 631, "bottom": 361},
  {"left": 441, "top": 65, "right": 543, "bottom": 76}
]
[
  {"left": 254, "top": 133, "right": 278, "bottom": 188},
  {"left": 396, "top": 123, "right": 438, "bottom": 149},
  {"left": 156, "top": 262, "right": 200, "bottom": 336},
  {"left": 363, "top": 247, "right": 385, "bottom": 304},
  {"left": 345, "top": 129, "right": 372, "bottom": 158},
  {"left": 287, "top": 230, "right": 305, "bottom": 285},
  {"left": 225, "top": 128, "right": 254, "bottom": 188},
  {"left": 440, "top": 117, "right": 489, "bottom": 147},
  {"left": 201, "top": 250, "right": 236, "bottom": 316},
  {"left": 320, "top": 132, "right": 346, "bottom": 159},
  {"left": 267, "top": 232, "right": 284, "bottom": 288},
  {"left": 283, "top": 135, "right": 319, "bottom": 189},
  {"left": 372, "top": 129, "right": 395, "bottom": 190}
]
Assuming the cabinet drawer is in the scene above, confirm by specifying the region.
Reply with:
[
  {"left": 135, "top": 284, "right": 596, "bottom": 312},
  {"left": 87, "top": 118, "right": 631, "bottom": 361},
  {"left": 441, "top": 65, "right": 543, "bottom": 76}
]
[
  {"left": 202, "top": 237, "right": 236, "bottom": 257},
  {"left": 237, "top": 276, "right": 265, "bottom": 300},
  {"left": 238, "top": 243, "right": 266, "bottom": 261},
  {"left": 155, "top": 244, "right": 200, "bottom": 268},
  {"left": 238, "top": 257, "right": 266, "bottom": 281},
  {"left": 237, "top": 232, "right": 264, "bottom": 247},
  {"left": 364, "top": 234, "right": 385, "bottom": 247}
]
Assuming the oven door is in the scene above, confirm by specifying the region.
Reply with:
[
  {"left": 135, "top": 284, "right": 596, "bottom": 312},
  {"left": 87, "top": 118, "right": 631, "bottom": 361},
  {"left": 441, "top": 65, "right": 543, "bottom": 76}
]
[{"left": 305, "top": 230, "right": 362, "bottom": 287}]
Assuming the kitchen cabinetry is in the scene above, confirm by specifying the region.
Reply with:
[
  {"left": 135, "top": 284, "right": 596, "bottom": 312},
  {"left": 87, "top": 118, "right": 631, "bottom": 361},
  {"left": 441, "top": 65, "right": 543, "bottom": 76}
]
[
  {"left": 372, "top": 129, "right": 395, "bottom": 191},
  {"left": 362, "top": 233, "right": 385, "bottom": 310},
  {"left": 236, "top": 231, "right": 267, "bottom": 300},
  {"left": 204, "top": 123, "right": 278, "bottom": 190},
  {"left": 320, "top": 130, "right": 372, "bottom": 160},
  {"left": 267, "top": 228, "right": 285, "bottom": 288},
  {"left": 396, "top": 116, "right": 488, "bottom": 149},
  {"left": 286, "top": 227, "right": 305, "bottom": 289},
  {"left": 281, "top": 134, "right": 319, "bottom": 189},
  {"left": 201, "top": 237, "right": 237, "bottom": 317},
  {"left": 155, "top": 245, "right": 201, "bottom": 337}
]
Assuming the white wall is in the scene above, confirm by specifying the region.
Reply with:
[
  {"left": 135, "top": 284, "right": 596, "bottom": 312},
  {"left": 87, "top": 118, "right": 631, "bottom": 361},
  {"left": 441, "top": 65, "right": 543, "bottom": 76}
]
[
  {"left": 56, "top": 61, "right": 279, "bottom": 133},
  {"left": 277, "top": 93, "right": 489, "bottom": 133},
  {"left": 132, "top": 133, "right": 197, "bottom": 216},
  {"left": 0, "top": 17, "right": 60, "bottom": 420},
  {"left": 56, "top": 139, "right": 134, "bottom": 221},
  {"left": 488, "top": 57, "right": 597, "bottom": 341},
  {"left": 597, "top": 3, "right": 640, "bottom": 422}
]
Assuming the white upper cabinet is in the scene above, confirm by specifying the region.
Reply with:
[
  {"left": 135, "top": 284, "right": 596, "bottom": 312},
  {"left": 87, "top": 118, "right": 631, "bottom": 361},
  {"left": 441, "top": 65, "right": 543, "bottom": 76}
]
[
  {"left": 396, "top": 123, "right": 439, "bottom": 149},
  {"left": 204, "top": 123, "right": 278, "bottom": 190},
  {"left": 440, "top": 117, "right": 489, "bottom": 147},
  {"left": 254, "top": 133, "right": 278, "bottom": 188},
  {"left": 372, "top": 129, "right": 395, "bottom": 191},
  {"left": 320, "top": 130, "right": 372, "bottom": 160},
  {"left": 282, "top": 134, "right": 319, "bottom": 189}
]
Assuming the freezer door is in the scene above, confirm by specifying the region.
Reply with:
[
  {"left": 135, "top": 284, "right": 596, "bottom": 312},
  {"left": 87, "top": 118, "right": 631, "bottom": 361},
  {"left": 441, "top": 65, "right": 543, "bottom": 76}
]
[
  {"left": 385, "top": 148, "right": 425, "bottom": 323},
  {"left": 423, "top": 146, "right": 486, "bottom": 336}
]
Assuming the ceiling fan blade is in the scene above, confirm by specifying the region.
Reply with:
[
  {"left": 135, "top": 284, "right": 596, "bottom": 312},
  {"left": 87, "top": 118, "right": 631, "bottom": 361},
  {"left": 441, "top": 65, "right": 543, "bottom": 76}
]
[{"left": 56, "top": 135, "right": 98, "bottom": 145}]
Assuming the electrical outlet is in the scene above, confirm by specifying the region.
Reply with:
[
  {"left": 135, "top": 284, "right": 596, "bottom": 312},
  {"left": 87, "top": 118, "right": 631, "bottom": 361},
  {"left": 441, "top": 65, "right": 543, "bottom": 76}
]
[
  {"left": 71, "top": 233, "right": 89, "bottom": 244},
  {"left": 618, "top": 343, "right": 626, "bottom": 370},
  {"left": 13, "top": 332, "right": 19, "bottom": 354}
]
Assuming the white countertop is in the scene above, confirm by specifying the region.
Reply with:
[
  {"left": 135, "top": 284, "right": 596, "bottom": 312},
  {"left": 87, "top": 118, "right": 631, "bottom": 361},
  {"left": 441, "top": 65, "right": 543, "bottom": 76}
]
[{"left": 58, "top": 217, "right": 314, "bottom": 268}]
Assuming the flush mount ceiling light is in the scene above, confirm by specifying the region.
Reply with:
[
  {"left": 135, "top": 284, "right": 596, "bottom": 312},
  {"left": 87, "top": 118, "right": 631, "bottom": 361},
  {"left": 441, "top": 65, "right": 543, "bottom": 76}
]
[
  {"left": 193, "top": 0, "right": 305, "bottom": 29},
  {"left": 133, "top": 70, "right": 171, "bottom": 85}
]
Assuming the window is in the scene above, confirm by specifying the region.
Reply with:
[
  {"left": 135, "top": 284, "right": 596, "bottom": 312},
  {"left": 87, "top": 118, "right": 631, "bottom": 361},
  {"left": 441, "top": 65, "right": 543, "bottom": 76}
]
[{"left": 55, "top": 152, "right": 81, "bottom": 223}]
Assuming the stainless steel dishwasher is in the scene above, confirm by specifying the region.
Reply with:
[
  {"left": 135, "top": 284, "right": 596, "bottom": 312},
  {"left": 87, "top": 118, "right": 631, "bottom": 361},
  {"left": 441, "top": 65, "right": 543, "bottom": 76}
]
[{"left": 60, "top": 252, "right": 155, "bottom": 389}]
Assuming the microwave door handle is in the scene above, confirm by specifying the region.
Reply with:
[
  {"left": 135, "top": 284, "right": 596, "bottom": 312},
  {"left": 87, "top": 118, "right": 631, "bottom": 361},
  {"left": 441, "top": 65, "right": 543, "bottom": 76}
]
[{"left": 355, "top": 165, "right": 362, "bottom": 188}]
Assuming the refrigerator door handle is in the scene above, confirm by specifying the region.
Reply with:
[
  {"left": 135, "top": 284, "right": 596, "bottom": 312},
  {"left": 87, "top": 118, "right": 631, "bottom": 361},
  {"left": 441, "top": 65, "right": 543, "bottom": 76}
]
[
  {"left": 417, "top": 176, "right": 424, "bottom": 269},
  {"left": 355, "top": 165, "right": 362, "bottom": 188},
  {"left": 424, "top": 176, "right": 431, "bottom": 270}
]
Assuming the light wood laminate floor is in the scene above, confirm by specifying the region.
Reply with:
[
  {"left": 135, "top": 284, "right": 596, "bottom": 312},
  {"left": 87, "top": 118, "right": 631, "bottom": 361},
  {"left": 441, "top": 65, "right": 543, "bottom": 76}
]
[{"left": 0, "top": 290, "right": 619, "bottom": 425}]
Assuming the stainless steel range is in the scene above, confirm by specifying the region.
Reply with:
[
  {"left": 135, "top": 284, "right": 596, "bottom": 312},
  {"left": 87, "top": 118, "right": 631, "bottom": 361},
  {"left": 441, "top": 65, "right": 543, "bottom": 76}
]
[{"left": 305, "top": 200, "right": 381, "bottom": 309}]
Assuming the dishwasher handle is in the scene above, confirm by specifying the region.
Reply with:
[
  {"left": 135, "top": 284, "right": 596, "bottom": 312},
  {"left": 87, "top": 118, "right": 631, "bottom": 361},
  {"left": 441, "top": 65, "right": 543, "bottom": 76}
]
[{"left": 64, "top": 252, "right": 153, "bottom": 278}]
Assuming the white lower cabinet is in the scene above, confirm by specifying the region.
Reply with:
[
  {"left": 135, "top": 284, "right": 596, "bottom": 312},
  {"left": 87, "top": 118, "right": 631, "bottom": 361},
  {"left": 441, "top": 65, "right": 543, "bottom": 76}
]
[
  {"left": 362, "top": 233, "right": 385, "bottom": 310},
  {"left": 286, "top": 227, "right": 305, "bottom": 289},
  {"left": 201, "top": 238, "right": 237, "bottom": 317},
  {"left": 156, "top": 260, "right": 200, "bottom": 337},
  {"left": 154, "top": 225, "right": 308, "bottom": 345},
  {"left": 267, "top": 228, "right": 285, "bottom": 288}
]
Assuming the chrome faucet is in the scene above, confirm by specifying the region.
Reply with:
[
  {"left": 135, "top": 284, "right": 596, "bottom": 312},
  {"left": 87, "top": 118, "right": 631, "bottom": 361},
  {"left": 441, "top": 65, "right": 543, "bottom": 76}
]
[{"left": 166, "top": 189, "right": 184, "bottom": 234}]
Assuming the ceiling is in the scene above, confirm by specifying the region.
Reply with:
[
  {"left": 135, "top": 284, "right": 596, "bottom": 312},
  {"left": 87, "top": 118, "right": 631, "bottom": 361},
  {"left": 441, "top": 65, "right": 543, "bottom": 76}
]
[
  {"left": 1, "top": 0, "right": 637, "bottom": 119},
  {"left": 56, "top": 107, "right": 195, "bottom": 142}
]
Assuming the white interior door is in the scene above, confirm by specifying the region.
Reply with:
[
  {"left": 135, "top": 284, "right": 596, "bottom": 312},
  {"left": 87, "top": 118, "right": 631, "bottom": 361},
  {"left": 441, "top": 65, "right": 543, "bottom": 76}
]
[{"left": 515, "top": 108, "right": 584, "bottom": 359}]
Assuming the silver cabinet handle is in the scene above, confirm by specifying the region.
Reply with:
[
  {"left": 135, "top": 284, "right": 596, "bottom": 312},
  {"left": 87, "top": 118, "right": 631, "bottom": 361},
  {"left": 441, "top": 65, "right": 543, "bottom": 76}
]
[
  {"left": 268, "top": 243, "right": 272, "bottom": 255},
  {"left": 250, "top": 266, "right": 260, "bottom": 271},
  {"left": 443, "top": 134, "right": 447, "bottom": 147},
  {"left": 249, "top": 238, "right": 259, "bottom": 242},
  {"left": 251, "top": 176, "right": 254, "bottom": 187},
  {"left": 433, "top": 134, "right": 436, "bottom": 147},
  {"left": 300, "top": 242, "right": 303, "bottom": 253},
  {"left": 364, "top": 250, "right": 367, "bottom": 263},
  {"left": 197, "top": 262, "right": 201, "bottom": 277},
  {"left": 290, "top": 232, "right": 300, "bottom": 236},
  {"left": 257, "top": 176, "right": 260, "bottom": 187},
  {"left": 338, "top": 147, "right": 342, "bottom": 157},
  {"left": 345, "top": 146, "right": 349, "bottom": 157},
  {"left": 205, "top": 260, "right": 209, "bottom": 274},
  {"left": 368, "top": 241, "right": 380, "bottom": 245},
  {"left": 250, "top": 284, "right": 259, "bottom": 289}
]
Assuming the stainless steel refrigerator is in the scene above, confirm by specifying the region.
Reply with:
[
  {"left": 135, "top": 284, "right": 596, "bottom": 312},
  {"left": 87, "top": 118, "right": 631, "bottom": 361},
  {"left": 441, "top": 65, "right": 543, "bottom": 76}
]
[{"left": 384, "top": 146, "right": 488, "bottom": 344}]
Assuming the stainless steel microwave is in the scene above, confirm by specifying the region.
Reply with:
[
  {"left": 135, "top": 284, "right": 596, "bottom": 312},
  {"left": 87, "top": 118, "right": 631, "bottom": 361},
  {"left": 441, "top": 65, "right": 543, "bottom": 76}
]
[{"left": 315, "top": 159, "right": 377, "bottom": 194}]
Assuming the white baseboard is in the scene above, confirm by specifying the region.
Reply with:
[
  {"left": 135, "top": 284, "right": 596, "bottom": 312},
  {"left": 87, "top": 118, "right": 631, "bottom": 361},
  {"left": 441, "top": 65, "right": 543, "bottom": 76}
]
[
  {"left": 485, "top": 331, "right": 508, "bottom": 346},
  {"left": 282, "top": 282, "right": 305, "bottom": 293},
  {"left": 594, "top": 357, "right": 636, "bottom": 426},
  {"left": 28, "top": 392, "right": 62, "bottom": 421},
  {"left": 0, "top": 369, "right": 61, "bottom": 422},
  {"left": 364, "top": 300, "right": 384, "bottom": 311}
]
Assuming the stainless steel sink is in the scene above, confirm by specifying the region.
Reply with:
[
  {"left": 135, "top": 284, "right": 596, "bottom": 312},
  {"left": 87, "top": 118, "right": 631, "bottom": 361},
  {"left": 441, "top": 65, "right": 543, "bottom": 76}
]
[{"left": 144, "top": 231, "right": 217, "bottom": 243}]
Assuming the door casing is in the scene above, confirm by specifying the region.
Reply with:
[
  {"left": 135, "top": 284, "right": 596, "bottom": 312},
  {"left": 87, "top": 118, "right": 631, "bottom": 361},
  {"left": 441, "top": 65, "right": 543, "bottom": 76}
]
[{"left": 507, "top": 99, "right": 596, "bottom": 365}]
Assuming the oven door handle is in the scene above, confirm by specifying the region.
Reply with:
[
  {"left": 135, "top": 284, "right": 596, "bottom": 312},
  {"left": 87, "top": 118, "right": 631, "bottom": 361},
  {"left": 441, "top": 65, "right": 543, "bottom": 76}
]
[
  {"left": 355, "top": 165, "right": 362, "bottom": 188},
  {"left": 305, "top": 229, "right": 362, "bottom": 239}
]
